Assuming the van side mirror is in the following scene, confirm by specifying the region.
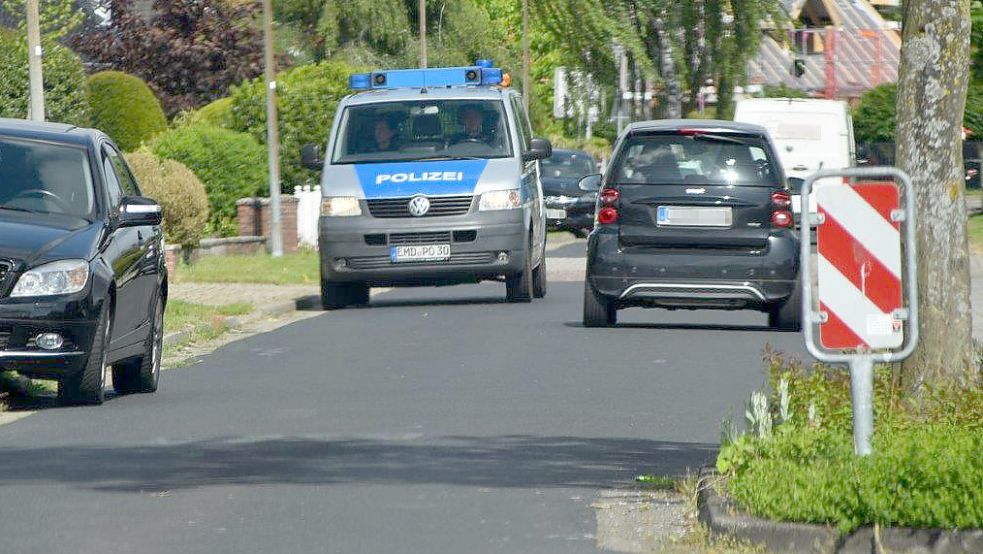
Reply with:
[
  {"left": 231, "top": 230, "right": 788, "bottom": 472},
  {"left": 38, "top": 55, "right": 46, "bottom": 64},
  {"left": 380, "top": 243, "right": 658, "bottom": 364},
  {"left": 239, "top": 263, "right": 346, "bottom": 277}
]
[
  {"left": 578, "top": 174, "right": 603, "bottom": 192},
  {"left": 119, "top": 196, "right": 162, "bottom": 227},
  {"left": 301, "top": 143, "right": 323, "bottom": 170},
  {"left": 523, "top": 138, "right": 553, "bottom": 162}
]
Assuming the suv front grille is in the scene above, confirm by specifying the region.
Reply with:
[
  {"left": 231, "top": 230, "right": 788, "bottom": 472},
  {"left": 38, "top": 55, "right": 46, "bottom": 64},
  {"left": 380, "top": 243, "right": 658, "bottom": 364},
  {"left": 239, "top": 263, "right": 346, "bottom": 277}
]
[{"left": 367, "top": 196, "right": 474, "bottom": 218}]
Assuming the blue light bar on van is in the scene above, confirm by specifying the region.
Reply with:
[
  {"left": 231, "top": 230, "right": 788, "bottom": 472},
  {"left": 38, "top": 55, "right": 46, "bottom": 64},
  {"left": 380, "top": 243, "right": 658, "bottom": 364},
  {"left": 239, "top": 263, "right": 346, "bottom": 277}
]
[{"left": 349, "top": 64, "right": 504, "bottom": 91}]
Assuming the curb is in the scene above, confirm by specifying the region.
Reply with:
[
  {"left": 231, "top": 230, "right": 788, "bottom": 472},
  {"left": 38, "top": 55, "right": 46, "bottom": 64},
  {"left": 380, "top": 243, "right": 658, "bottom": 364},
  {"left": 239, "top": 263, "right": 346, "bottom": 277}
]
[
  {"left": 163, "top": 296, "right": 312, "bottom": 349},
  {"left": 697, "top": 469, "right": 983, "bottom": 554}
]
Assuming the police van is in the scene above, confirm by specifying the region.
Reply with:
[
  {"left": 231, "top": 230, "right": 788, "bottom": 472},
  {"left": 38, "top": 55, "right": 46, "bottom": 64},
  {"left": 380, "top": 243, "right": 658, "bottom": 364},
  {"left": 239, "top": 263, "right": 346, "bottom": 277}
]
[{"left": 302, "top": 62, "right": 552, "bottom": 309}]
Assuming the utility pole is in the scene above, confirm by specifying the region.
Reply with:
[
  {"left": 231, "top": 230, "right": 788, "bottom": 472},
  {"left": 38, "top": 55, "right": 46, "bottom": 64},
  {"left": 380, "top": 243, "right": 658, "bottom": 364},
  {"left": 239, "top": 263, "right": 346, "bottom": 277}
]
[
  {"left": 26, "top": 0, "right": 44, "bottom": 122},
  {"left": 521, "top": 0, "right": 530, "bottom": 112},
  {"left": 262, "top": 0, "right": 283, "bottom": 257},
  {"left": 419, "top": 0, "right": 427, "bottom": 68}
]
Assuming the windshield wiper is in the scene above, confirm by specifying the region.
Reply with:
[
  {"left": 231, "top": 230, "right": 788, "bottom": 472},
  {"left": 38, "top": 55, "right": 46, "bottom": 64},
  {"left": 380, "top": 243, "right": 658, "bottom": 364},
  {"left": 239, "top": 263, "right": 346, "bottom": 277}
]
[
  {"left": 690, "top": 133, "right": 748, "bottom": 146},
  {"left": 0, "top": 205, "right": 45, "bottom": 215},
  {"left": 414, "top": 155, "right": 485, "bottom": 161}
]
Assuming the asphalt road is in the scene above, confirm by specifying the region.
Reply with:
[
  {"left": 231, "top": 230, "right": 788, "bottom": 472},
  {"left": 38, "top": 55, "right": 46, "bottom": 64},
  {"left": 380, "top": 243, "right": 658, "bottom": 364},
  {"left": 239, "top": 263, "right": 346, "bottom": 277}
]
[{"left": 0, "top": 239, "right": 808, "bottom": 554}]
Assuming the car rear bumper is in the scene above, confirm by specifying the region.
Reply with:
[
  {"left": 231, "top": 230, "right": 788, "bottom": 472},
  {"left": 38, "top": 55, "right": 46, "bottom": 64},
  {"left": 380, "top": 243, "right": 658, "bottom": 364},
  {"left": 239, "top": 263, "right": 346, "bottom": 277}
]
[
  {"left": 586, "top": 229, "right": 799, "bottom": 310},
  {"left": 319, "top": 210, "right": 529, "bottom": 286},
  {"left": 0, "top": 293, "right": 100, "bottom": 378}
]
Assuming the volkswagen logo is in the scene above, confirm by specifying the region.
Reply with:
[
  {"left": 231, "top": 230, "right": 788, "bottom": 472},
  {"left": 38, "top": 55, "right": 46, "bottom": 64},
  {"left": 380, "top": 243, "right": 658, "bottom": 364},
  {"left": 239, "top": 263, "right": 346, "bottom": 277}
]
[{"left": 408, "top": 196, "right": 431, "bottom": 217}]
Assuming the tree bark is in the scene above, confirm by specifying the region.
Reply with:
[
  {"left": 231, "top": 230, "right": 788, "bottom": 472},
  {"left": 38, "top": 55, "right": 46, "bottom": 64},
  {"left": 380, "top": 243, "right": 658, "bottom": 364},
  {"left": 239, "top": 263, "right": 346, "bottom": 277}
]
[
  {"left": 653, "top": 16, "right": 681, "bottom": 119},
  {"left": 896, "top": 0, "right": 978, "bottom": 387}
]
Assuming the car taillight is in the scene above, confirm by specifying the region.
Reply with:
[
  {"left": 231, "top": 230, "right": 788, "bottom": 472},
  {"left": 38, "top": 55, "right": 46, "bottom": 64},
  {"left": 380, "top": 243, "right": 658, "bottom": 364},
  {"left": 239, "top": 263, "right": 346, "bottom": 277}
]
[
  {"left": 771, "top": 210, "right": 793, "bottom": 228},
  {"left": 597, "top": 207, "right": 619, "bottom": 225},
  {"left": 771, "top": 190, "right": 791, "bottom": 209},
  {"left": 599, "top": 188, "right": 620, "bottom": 205}
]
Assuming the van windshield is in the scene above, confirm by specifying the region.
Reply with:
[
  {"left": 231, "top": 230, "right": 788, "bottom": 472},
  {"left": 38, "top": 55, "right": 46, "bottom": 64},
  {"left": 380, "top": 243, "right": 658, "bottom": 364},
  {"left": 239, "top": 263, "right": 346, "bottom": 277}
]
[
  {"left": 610, "top": 133, "right": 780, "bottom": 186},
  {"left": 332, "top": 100, "right": 513, "bottom": 164}
]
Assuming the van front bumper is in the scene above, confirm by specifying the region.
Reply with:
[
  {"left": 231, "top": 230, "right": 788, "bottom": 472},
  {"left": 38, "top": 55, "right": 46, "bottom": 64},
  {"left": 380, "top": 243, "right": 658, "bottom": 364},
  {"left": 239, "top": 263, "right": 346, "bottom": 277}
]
[{"left": 319, "top": 210, "right": 528, "bottom": 286}]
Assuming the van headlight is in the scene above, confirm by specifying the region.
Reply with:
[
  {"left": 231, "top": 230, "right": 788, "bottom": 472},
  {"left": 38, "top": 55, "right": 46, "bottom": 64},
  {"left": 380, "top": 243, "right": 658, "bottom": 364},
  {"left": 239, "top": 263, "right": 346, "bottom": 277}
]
[
  {"left": 11, "top": 260, "right": 90, "bottom": 298},
  {"left": 479, "top": 190, "right": 522, "bottom": 211},
  {"left": 321, "top": 197, "right": 362, "bottom": 217}
]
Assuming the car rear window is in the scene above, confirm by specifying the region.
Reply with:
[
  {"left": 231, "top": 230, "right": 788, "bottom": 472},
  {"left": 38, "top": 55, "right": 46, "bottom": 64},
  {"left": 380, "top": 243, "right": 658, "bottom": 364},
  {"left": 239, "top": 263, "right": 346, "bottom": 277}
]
[{"left": 610, "top": 132, "right": 780, "bottom": 186}]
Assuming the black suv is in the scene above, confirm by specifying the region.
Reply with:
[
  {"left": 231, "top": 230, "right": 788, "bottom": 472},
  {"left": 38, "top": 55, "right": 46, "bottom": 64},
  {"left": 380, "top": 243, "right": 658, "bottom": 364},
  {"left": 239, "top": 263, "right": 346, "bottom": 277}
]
[
  {"left": 582, "top": 120, "right": 800, "bottom": 329},
  {"left": 0, "top": 119, "right": 166, "bottom": 405}
]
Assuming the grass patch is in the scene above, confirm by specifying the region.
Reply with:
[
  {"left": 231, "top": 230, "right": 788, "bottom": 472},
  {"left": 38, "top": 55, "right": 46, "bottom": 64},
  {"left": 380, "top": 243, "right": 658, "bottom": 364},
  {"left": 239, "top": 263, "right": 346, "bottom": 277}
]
[
  {"left": 969, "top": 214, "right": 983, "bottom": 253},
  {"left": 634, "top": 474, "right": 677, "bottom": 490},
  {"left": 175, "top": 250, "right": 319, "bottom": 285},
  {"left": 164, "top": 299, "right": 253, "bottom": 345},
  {"left": 717, "top": 349, "right": 983, "bottom": 533}
]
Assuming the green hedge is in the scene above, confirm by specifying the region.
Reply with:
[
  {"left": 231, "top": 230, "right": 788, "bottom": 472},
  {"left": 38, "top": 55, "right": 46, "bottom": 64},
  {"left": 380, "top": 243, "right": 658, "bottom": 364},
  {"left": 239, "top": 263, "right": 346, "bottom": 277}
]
[
  {"left": 175, "top": 97, "right": 234, "bottom": 129},
  {"left": 229, "top": 60, "right": 356, "bottom": 191},
  {"left": 87, "top": 71, "right": 167, "bottom": 151},
  {"left": 151, "top": 125, "right": 267, "bottom": 237},
  {"left": 125, "top": 151, "right": 209, "bottom": 249},
  {"left": 854, "top": 83, "right": 983, "bottom": 143},
  {"left": 0, "top": 31, "right": 88, "bottom": 125}
]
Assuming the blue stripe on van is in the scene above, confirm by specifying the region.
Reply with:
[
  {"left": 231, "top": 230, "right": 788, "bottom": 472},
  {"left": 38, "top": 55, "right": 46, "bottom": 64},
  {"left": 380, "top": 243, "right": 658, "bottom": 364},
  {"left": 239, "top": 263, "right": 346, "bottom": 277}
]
[{"left": 354, "top": 160, "right": 489, "bottom": 199}]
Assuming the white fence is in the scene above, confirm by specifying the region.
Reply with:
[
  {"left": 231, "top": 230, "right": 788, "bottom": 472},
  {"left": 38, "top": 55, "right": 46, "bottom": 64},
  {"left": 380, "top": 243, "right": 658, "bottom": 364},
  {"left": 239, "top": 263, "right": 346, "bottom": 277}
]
[{"left": 294, "top": 185, "right": 321, "bottom": 248}]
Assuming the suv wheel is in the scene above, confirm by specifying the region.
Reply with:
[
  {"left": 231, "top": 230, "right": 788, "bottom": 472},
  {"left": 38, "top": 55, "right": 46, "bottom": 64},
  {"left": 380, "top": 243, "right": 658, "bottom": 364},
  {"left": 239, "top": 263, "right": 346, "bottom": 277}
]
[
  {"left": 583, "top": 280, "right": 616, "bottom": 327},
  {"left": 59, "top": 304, "right": 111, "bottom": 405},
  {"left": 506, "top": 243, "right": 534, "bottom": 303},
  {"left": 113, "top": 293, "right": 163, "bottom": 395},
  {"left": 321, "top": 280, "right": 370, "bottom": 310},
  {"left": 769, "top": 280, "right": 802, "bottom": 331},
  {"left": 532, "top": 247, "right": 547, "bottom": 299}
]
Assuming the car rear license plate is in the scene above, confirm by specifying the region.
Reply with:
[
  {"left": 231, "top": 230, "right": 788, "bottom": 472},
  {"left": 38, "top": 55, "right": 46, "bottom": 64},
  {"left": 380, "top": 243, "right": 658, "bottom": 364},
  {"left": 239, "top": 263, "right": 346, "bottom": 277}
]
[
  {"left": 390, "top": 244, "right": 451, "bottom": 263},
  {"left": 657, "top": 206, "right": 733, "bottom": 227},
  {"left": 546, "top": 208, "right": 567, "bottom": 220}
]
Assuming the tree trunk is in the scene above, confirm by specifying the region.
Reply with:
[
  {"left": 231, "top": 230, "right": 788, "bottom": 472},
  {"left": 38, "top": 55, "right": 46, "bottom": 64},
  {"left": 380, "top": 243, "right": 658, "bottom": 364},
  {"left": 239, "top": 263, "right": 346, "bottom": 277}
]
[
  {"left": 653, "top": 17, "right": 681, "bottom": 119},
  {"left": 896, "top": 0, "right": 978, "bottom": 387}
]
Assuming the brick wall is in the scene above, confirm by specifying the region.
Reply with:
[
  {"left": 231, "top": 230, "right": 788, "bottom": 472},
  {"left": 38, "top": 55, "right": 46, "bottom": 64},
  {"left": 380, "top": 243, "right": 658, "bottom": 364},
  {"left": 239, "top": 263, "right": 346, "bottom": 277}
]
[{"left": 236, "top": 197, "right": 300, "bottom": 253}]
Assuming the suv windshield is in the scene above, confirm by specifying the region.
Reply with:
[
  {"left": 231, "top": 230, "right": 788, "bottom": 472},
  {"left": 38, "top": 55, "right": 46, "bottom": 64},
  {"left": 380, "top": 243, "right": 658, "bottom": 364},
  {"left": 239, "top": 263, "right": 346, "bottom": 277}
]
[
  {"left": 541, "top": 151, "right": 596, "bottom": 180},
  {"left": 332, "top": 100, "right": 513, "bottom": 164},
  {"left": 0, "top": 137, "right": 95, "bottom": 218},
  {"left": 611, "top": 133, "right": 780, "bottom": 186}
]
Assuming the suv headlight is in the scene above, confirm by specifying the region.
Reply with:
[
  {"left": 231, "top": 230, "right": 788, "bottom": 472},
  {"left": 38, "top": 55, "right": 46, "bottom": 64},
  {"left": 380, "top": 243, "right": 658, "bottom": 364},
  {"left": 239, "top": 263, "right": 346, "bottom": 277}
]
[
  {"left": 321, "top": 197, "right": 362, "bottom": 217},
  {"left": 479, "top": 189, "right": 522, "bottom": 211},
  {"left": 11, "top": 260, "right": 90, "bottom": 298}
]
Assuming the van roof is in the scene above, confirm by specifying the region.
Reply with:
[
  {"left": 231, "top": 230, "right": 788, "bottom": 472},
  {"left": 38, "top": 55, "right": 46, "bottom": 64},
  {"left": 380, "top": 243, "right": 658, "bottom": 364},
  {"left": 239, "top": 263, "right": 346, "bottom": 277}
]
[
  {"left": 343, "top": 85, "right": 514, "bottom": 107},
  {"left": 736, "top": 98, "right": 848, "bottom": 112}
]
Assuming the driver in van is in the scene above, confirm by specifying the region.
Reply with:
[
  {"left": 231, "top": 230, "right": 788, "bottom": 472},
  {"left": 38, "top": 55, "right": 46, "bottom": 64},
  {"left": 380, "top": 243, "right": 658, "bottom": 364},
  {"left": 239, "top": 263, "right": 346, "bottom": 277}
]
[
  {"left": 451, "top": 105, "right": 495, "bottom": 146},
  {"left": 369, "top": 116, "right": 400, "bottom": 152}
]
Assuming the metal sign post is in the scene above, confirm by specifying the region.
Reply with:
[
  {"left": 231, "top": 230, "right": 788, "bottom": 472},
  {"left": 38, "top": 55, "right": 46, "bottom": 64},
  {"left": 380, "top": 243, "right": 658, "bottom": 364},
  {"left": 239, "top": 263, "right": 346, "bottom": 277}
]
[{"left": 799, "top": 167, "right": 919, "bottom": 456}]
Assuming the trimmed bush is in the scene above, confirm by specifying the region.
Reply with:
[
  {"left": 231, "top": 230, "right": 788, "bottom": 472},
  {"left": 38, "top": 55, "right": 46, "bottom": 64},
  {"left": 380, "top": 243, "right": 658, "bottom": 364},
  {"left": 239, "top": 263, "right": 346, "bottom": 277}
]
[
  {"left": 229, "top": 60, "right": 356, "bottom": 191},
  {"left": 151, "top": 125, "right": 267, "bottom": 237},
  {"left": 124, "top": 151, "right": 209, "bottom": 249},
  {"left": 0, "top": 31, "right": 88, "bottom": 125},
  {"left": 175, "top": 97, "right": 234, "bottom": 129},
  {"left": 87, "top": 72, "right": 167, "bottom": 152}
]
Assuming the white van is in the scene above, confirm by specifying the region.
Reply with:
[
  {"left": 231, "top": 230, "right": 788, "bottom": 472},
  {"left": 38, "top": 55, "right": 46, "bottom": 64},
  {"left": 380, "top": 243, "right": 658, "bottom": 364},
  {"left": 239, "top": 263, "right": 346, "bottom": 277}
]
[{"left": 734, "top": 98, "right": 856, "bottom": 216}]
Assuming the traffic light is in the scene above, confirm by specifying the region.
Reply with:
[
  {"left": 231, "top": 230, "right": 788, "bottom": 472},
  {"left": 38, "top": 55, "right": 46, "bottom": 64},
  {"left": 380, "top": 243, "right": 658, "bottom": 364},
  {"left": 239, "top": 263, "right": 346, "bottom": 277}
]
[{"left": 792, "top": 58, "right": 806, "bottom": 78}]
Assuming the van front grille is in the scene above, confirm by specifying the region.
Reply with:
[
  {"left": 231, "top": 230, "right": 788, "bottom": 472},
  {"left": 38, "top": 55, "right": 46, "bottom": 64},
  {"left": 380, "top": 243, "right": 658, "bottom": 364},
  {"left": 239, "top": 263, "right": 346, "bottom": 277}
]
[
  {"left": 367, "top": 196, "right": 474, "bottom": 218},
  {"left": 348, "top": 252, "right": 495, "bottom": 270},
  {"left": 389, "top": 232, "right": 452, "bottom": 245}
]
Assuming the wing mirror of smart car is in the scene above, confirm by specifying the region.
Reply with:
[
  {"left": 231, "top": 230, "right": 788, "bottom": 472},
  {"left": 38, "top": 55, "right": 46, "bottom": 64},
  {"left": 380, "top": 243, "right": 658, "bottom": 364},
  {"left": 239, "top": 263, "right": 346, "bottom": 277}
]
[
  {"left": 523, "top": 138, "right": 553, "bottom": 162},
  {"left": 578, "top": 174, "right": 603, "bottom": 192},
  {"left": 301, "top": 143, "right": 323, "bottom": 171},
  {"left": 119, "top": 196, "right": 163, "bottom": 227}
]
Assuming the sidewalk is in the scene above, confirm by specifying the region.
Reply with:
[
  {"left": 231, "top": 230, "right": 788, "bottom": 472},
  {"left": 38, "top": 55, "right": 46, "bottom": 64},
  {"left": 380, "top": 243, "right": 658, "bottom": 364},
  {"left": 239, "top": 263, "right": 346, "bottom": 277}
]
[{"left": 169, "top": 282, "right": 317, "bottom": 308}]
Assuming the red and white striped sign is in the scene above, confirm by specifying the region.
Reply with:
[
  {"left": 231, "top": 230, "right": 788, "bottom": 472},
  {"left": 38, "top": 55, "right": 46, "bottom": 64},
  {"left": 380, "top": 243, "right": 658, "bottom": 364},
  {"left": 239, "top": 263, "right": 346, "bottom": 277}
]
[{"left": 816, "top": 182, "right": 904, "bottom": 350}]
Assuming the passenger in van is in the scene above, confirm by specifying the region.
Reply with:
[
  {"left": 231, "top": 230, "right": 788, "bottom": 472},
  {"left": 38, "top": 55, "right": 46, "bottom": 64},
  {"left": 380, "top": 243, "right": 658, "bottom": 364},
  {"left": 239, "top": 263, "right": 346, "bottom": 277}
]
[{"left": 369, "top": 117, "right": 400, "bottom": 152}]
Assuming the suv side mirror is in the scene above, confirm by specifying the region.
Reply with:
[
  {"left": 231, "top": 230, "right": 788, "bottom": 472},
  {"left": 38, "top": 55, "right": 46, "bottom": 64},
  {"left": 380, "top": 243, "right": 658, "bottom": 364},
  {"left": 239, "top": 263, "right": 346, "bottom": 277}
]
[
  {"left": 787, "top": 177, "right": 805, "bottom": 194},
  {"left": 119, "top": 196, "right": 162, "bottom": 227},
  {"left": 301, "top": 143, "right": 323, "bottom": 170},
  {"left": 523, "top": 138, "right": 553, "bottom": 162},
  {"left": 578, "top": 174, "right": 603, "bottom": 192}
]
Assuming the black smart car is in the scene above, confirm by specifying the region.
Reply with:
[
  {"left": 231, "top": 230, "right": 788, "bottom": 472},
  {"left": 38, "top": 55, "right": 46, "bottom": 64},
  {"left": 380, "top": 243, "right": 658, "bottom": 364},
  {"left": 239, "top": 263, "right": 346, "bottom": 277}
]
[
  {"left": 0, "top": 119, "right": 166, "bottom": 405},
  {"left": 543, "top": 149, "right": 599, "bottom": 237},
  {"left": 582, "top": 120, "right": 801, "bottom": 330}
]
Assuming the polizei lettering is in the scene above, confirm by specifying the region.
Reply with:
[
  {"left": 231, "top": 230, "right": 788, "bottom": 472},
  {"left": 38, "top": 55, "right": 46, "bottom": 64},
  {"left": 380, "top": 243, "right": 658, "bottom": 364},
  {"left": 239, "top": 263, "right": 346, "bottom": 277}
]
[{"left": 375, "top": 171, "right": 465, "bottom": 185}]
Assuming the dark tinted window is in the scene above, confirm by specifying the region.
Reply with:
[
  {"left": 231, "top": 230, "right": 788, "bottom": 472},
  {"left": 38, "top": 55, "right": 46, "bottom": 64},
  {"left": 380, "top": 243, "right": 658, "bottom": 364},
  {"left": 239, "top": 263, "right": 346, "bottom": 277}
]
[
  {"left": 541, "top": 151, "right": 596, "bottom": 179},
  {"left": 0, "top": 137, "right": 96, "bottom": 217},
  {"left": 611, "top": 133, "right": 780, "bottom": 186},
  {"left": 105, "top": 147, "right": 139, "bottom": 196}
]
